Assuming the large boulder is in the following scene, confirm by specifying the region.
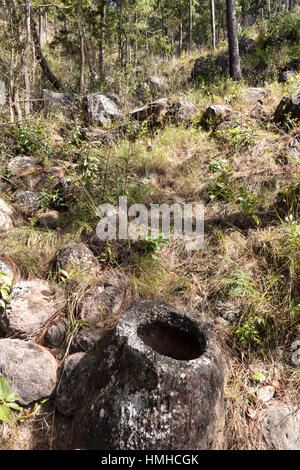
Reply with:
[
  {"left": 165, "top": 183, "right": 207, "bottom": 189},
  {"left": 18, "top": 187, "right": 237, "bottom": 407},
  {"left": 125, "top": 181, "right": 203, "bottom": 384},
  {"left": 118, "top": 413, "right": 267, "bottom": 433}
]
[
  {"left": 201, "top": 105, "right": 232, "bottom": 129},
  {"left": 0, "top": 197, "right": 15, "bottom": 233},
  {"left": 82, "top": 93, "right": 124, "bottom": 127},
  {"left": 42, "top": 89, "right": 76, "bottom": 115},
  {"left": 131, "top": 98, "right": 172, "bottom": 125},
  {"left": 274, "top": 91, "right": 300, "bottom": 127},
  {"left": 14, "top": 190, "right": 42, "bottom": 216},
  {"left": 71, "top": 300, "right": 226, "bottom": 450},
  {"left": 136, "top": 76, "right": 166, "bottom": 101},
  {"left": 0, "top": 280, "right": 56, "bottom": 338},
  {"left": 165, "top": 100, "right": 198, "bottom": 124},
  {"left": 239, "top": 37, "right": 255, "bottom": 54},
  {"left": 56, "top": 243, "right": 100, "bottom": 277},
  {"left": 259, "top": 404, "right": 300, "bottom": 450},
  {"left": 7, "top": 156, "right": 41, "bottom": 178},
  {"left": 77, "top": 271, "right": 128, "bottom": 328},
  {"left": 0, "top": 338, "right": 58, "bottom": 405},
  {"left": 242, "top": 87, "right": 269, "bottom": 105}
]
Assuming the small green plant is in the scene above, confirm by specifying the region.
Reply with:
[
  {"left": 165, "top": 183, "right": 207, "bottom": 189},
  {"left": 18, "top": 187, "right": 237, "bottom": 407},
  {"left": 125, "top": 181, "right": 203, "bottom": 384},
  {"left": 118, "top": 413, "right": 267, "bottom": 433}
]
[
  {"left": 39, "top": 188, "right": 70, "bottom": 210},
  {"left": 15, "top": 121, "right": 54, "bottom": 158},
  {"left": 234, "top": 316, "right": 262, "bottom": 346},
  {"left": 0, "top": 377, "right": 22, "bottom": 422},
  {"left": 207, "top": 156, "right": 234, "bottom": 202},
  {"left": 237, "top": 188, "right": 261, "bottom": 225},
  {"left": 0, "top": 271, "right": 13, "bottom": 310},
  {"left": 137, "top": 234, "right": 169, "bottom": 260}
]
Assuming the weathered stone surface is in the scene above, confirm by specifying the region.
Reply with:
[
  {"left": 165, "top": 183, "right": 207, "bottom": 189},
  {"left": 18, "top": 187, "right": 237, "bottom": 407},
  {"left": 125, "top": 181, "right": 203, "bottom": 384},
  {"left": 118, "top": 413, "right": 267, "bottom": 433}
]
[
  {"left": 71, "top": 300, "right": 226, "bottom": 450},
  {"left": 82, "top": 93, "right": 124, "bottom": 127},
  {"left": 43, "top": 318, "right": 67, "bottom": 349},
  {"left": 70, "top": 327, "right": 106, "bottom": 353},
  {"left": 7, "top": 156, "right": 41, "bottom": 177},
  {"left": 215, "top": 112, "right": 241, "bottom": 132},
  {"left": 242, "top": 87, "right": 269, "bottom": 104},
  {"left": 56, "top": 243, "right": 100, "bottom": 276},
  {"left": 0, "top": 280, "right": 56, "bottom": 338},
  {"left": 249, "top": 103, "right": 267, "bottom": 120},
  {"left": 37, "top": 210, "right": 60, "bottom": 229},
  {"left": 191, "top": 55, "right": 215, "bottom": 80},
  {"left": 136, "top": 77, "right": 166, "bottom": 101},
  {"left": 201, "top": 105, "right": 232, "bottom": 128},
  {"left": 215, "top": 53, "right": 229, "bottom": 74},
  {"left": 239, "top": 37, "right": 255, "bottom": 54},
  {"left": 0, "top": 338, "right": 58, "bottom": 405},
  {"left": 0, "top": 257, "right": 15, "bottom": 280},
  {"left": 104, "top": 92, "right": 121, "bottom": 105},
  {"left": 0, "top": 197, "right": 14, "bottom": 232},
  {"left": 279, "top": 70, "right": 298, "bottom": 83},
  {"left": 131, "top": 98, "right": 172, "bottom": 125},
  {"left": 260, "top": 404, "right": 300, "bottom": 450},
  {"left": 77, "top": 271, "right": 128, "bottom": 328},
  {"left": 56, "top": 352, "right": 91, "bottom": 416},
  {"left": 28, "top": 166, "right": 65, "bottom": 192},
  {"left": 274, "top": 91, "right": 300, "bottom": 127},
  {"left": 42, "top": 89, "right": 75, "bottom": 115},
  {"left": 256, "top": 386, "right": 275, "bottom": 403},
  {"left": 165, "top": 100, "right": 198, "bottom": 124},
  {"left": 14, "top": 190, "right": 42, "bottom": 215}
]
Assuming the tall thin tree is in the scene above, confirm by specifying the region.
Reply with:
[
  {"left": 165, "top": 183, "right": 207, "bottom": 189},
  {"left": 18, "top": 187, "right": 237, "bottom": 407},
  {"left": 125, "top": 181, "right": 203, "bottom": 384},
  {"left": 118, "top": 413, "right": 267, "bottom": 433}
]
[{"left": 226, "top": 0, "right": 242, "bottom": 81}]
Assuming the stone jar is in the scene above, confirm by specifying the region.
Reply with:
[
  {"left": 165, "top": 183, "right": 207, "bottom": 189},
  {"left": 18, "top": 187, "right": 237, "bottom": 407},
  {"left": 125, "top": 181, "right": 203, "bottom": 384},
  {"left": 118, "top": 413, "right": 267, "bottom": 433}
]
[{"left": 71, "top": 300, "right": 226, "bottom": 450}]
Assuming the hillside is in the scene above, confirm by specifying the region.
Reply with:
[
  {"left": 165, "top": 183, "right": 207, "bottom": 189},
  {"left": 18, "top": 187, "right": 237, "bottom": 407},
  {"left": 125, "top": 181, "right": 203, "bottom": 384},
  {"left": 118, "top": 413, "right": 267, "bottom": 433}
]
[{"left": 0, "top": 1, "right": 299, "bottom": 451}]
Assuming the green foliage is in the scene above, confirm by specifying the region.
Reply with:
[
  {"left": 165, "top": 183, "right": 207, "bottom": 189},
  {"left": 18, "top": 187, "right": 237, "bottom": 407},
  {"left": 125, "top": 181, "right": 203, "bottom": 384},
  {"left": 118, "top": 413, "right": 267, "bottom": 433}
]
[
  {"left": 14, "top": 122, "right": 54, "bottom": 158},
  {"left": 39, "top": 188, "right": 69, "bottom": 210},
  {"left": 235, "top": 316, "right": 262, "bottom": 346},
  {"left": 207, "top": 156, "right": 234, "bottom": 202},
  {"left": 137, "top": 234, "right": 169, "bottom": 260},
  {"left": 0, "top": 378, "right": 22, "bottom": 422},
  {"left": 237, "top": 188, "right": 261, "bottom": 225},
  {"left": 0, "top": 271, "right": 13, "bottom": 310}
]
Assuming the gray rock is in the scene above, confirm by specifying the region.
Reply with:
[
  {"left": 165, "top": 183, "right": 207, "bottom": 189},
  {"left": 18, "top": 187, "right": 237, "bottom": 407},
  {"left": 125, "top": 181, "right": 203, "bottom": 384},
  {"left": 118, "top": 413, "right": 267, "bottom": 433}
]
[
  {"left": 239, "top": 37, "right": 255, "bottom": 54},
  {"left": 44, "top": 318, "right": 67, "bottom": 349},
  {"left": 131, "top": 98, "right": 172, "bottom": 125},
  {"left": 56, "top": 243, "right": 100, "bottom": 277},
  {"left": 279, "top": 70, "right": 297, "bottom": 83},
  {"left": 42, "top": 89, "right": 75, "bottom": 115},
  {"left": 201, "top": 105, "right": 232, "bottom": 128},
  {"left": 28, "top": 166, "right": 65, "bottom": 192},
  {"left": 165, "top": 100, "right": 198, "bottom": 124},
  {"left": 1, "top": 280, "right": 56, "bottom": 338},
  {"left": 71, "top": 300, "right": 226, "bottom": 450},
  {"left": 242, "top": 87, "right": 269, "bottom": 105},
  {"left": 260, "top": 404, "right": 300, "bottom": 450},
  {"left": 0, "top": 257, "right": 15, "bottom": 280},
  {"left": 37, "top": 210, "right": 60, "bottom": 229},
  {"left": 82, "top": 93, "right": 124, "bottom": 127},
  {"left": 0, "top": 338, "right": 58, "bottom": 405},
  {"left": 104, "top": 92, "right": 121, "bottom": 105},
  {"left": 14, "top": 190, "right": 42, "bottom": 215},
  {"left": 0, "top": 197, "right": 14, "bottom": 233},
  {"left": 7, "top": 156, "right": 41, "bottom": 177},
  {"left": 274, "top": 91, "right": 300, "bottom": 127},
  {"left": 77, "top": 271, "right": 128, "bottom": 328},
  {"left": 215, "top": 53, "right": 230, "bottom": 74},
  {"left": 56, "top": 352, "right": 91, "bottom": 416}
]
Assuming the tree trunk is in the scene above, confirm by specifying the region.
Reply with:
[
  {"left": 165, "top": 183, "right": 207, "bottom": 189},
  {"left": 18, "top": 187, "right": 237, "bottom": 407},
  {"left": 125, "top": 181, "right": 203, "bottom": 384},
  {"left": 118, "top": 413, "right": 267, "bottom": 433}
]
[
  {"left": 210, "top": 0, "right": 216, "bottom": 50},
  {"left": 178, "top": 13, "right": 183, "bottom": 57},
  {"left": 77, "top": 1, "right": 85, "bottom": 93},
  {"left": 31, "top": 16, "right": 63, "bottom": 90},
  {"left": 226, "top": 0, "right": 242, "bottom": 81},
  {"left": 118, "top": 0, "right": 123, "bottom": 66},
  {"left": 99, "top": 1, "right": 106, "bottom": 81},
  {"left": 188, "top": 0, "right": 192, "bottom": 54},
  {"left": 24, "top": 1, "right": 31, "bottom": 117}
]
